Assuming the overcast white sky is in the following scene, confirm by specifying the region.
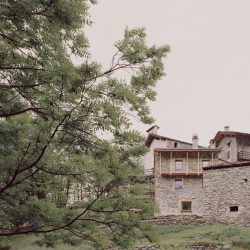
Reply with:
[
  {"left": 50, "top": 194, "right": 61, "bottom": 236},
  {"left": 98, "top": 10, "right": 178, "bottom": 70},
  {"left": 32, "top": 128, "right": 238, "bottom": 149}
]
[{"left": 86, "top": 0, "right": 250, "bottom": 146}]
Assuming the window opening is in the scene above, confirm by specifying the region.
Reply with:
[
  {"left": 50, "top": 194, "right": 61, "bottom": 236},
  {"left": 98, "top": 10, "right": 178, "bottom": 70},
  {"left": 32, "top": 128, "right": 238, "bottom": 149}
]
[
  {"left": 175, "top": 179, "right": 183, "bottom": 189},
  {"left": 230, "top": 206, "right": 238, "bottom": 212},
  {"left": 182, "top": 201, "right": 192, "bottom": 212},
  {"left": 227, "top": 142, "right": 231, "bottom": 160},
  {"left": 175, "top": 160, "right": 183, "bottom": 172}
]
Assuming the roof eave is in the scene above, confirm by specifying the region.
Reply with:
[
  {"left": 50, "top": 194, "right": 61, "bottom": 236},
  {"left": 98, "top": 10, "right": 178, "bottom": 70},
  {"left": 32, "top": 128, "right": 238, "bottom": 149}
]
[{"left": 203, "top": 161, "right": 250, "bottom": 170}]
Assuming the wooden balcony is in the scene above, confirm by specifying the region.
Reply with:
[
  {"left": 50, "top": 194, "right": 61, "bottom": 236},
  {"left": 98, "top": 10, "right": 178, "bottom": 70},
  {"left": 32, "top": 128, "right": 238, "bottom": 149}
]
[
  {"left": 238, "top": 151, "right": 250, "bottom": 161},
  {"left": 159, "top": 161, "right": 205, "bottom": 177},
  {"left": 161, "top": 172, "right": 203, "bottom": 178},
  {"left": 154, "top": 149, "right": 220, "bottom": 178}
]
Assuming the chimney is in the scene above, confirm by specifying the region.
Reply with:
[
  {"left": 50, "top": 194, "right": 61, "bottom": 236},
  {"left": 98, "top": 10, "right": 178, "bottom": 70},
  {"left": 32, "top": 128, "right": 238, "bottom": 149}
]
[
  {"left": 209, "top": 139, "right": 215, "bottom": 149},
  {"left": 224, "top": 126, "right": 229, "bottom": 131},
  {"left": 146, "top": 125, "right": 159, "bottom": 135},
  {"left": 192, "top": 133, "right": 199, "bottom": 149}
]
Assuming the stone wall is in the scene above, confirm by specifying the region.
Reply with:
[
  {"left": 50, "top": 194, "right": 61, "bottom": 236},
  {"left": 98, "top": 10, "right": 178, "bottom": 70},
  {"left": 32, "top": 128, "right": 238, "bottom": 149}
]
[
  {"left": 155, "top": 176, "right": 204, "bottom": 216},
  {"left": 155, "top": 154, "right": 205, "bottom": 216},
  {"left": 203, "top": 165, "right": 250, "bottom": 226},
  {"left": 145, "top": 215, "right": 205, "bottom": 225}
]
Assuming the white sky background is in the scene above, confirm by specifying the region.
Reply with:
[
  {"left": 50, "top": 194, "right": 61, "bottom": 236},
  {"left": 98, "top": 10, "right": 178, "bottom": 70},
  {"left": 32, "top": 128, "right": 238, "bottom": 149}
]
[{"left": 85, "top": 0, "right": 250, "bottom": 146}]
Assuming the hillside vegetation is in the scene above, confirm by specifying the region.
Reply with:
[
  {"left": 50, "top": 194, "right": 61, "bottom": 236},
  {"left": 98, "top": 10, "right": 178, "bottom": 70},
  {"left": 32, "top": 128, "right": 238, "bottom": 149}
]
[{"left": 5, "top": 224, "right": 250, "bottom": 250}]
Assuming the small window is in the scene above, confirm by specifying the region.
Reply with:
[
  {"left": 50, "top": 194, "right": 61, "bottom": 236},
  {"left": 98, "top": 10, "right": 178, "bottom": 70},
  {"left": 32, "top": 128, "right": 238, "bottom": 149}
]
[
  {"left": 174, "top": 142, "right": 178, "bottom": 148},
  {"left": 230, "top": 206, "right": 238, "bottom": 212},
  {"left": 182, "top": 201, "right": 192, "bottom": 212},
  {"left": 227, "top": 142, "right": 231, "bottom": 160},
  {"left": 175, "top": 179, "right": 183, "bottom": 189},
  {"left": 202, "top": 160, "right": 210, "bottom": 167},
  {"left": 175, "top": 160, "right": 183, "bottom": 171}
]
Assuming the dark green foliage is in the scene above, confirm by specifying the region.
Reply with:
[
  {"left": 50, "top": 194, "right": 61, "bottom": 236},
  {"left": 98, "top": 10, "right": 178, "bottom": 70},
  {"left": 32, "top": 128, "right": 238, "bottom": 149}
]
[
  {"left": 0, "top": 0, "right": 169, "bottom": 248},
  {"left": 232, "top": 239, "right": 250, "bottom": 249},
  {"left": 0, "top": 246, "right": 11, "bottom": 250},
  {"left": 0, "top": 237, "right": 11, "bottom": 250}
]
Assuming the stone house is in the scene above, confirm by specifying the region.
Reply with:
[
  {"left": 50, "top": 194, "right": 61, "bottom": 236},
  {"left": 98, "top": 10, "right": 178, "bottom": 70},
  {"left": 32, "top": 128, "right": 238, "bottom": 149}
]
[
  {"left": 214, "top": 126, "right": 250, "bottom": 162},
  {"left": 203, "top": 161, "right": 250, "bottom": 226},
  {"left": 146, "top": 125, "right": 250, "bottom": 226}
]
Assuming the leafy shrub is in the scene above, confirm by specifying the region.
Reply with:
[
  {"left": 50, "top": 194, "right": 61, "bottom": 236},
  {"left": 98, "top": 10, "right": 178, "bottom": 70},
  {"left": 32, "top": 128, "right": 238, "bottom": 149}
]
[
  {"left": 0, "top": 245, "right": 11, "bottom": 250},
  {"left": 232, "top": 240, "right": 250, "bottom": 249},
  {"left": 0, "top": 237, "right": 11, "bottom": 250}
]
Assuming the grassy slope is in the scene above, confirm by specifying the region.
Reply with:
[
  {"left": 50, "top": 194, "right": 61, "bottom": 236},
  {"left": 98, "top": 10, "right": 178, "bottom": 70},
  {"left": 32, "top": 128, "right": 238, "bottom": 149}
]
[
  {"left": 152, "top": 223, "right": 250, "bottom": 249},
  {"left": 7, "top": 224, "right": 250, "bottom": 250}
]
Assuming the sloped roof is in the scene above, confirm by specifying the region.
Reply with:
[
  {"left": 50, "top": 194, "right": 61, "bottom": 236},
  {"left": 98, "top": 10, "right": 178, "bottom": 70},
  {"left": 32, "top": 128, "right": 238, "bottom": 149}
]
[
  {"left": 146, "top": 125, "right": 160, "bottom": 133},
  {"left": 145, "top": 133, "right": 205, "bottom": 148},
  {"left": 145, "top": 133, "right": 167, "bottom": 147},
  {"left": 203, "top": 160, "right": 250, "bottom": 170},
  {"left": 213, "top": 131, "right": 250, "bottom": 146}
]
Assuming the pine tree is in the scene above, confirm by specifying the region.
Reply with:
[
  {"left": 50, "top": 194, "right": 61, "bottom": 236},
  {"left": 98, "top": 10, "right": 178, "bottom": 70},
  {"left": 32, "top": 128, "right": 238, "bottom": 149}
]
[{"left": 0, "top": 0, "right": 169, "bottom": 248}]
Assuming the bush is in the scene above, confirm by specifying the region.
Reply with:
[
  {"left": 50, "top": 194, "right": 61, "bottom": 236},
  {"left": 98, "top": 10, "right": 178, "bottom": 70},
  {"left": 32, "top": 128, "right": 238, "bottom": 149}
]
[
  {"left": 0, "top": 245, "right": 11, "bottom": 250},
  {"left": 0, "top": 237, "right": 11, "bottom": 250},
  {"left": 232, "top": 240, "right": 250, "bottom": 249}
]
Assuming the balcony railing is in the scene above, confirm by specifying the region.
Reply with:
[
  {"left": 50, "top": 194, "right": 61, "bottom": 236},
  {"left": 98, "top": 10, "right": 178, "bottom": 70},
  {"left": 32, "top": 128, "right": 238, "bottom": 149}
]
[{"left": 238, "top": 151, "right": 250, "bottom": 161}]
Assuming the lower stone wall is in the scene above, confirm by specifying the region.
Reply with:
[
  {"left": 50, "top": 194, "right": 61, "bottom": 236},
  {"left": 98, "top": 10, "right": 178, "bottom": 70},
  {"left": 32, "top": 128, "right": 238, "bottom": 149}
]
[
  {"left": 144, "top": 215, "right": 206, "bottom": 226},
  {"left": 155, "top": 176, "right": 204, "bottom": 216},
  {"left": 203, "top": 166, "right": 250, "bottom": 227}
]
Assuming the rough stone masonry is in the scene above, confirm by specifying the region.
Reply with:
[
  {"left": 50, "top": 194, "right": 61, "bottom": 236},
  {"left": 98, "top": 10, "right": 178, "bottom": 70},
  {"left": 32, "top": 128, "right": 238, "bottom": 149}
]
[{"left": 203, "top": 162, "right": 250, "bottom": 226}]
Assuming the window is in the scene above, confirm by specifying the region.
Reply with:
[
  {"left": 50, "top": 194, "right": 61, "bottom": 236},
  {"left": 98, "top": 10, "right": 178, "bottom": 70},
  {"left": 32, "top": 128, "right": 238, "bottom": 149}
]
[
  {"left": 175, "top": 160, "right": 183, "bottom": 171},
  {"left": 182, "top": 201, "right": 192, "bottom": 212},
  {"left": 174, "top": 142, "right": 178, "bottom": 148},
  {"left": 175, "top": 179, "right": 183, "bottom": 189},
  {"left": 202, "top": 160, "right": 210, "bottom": 167},
  {"left": 230, "top": 206, "right": 238, "bottom": 212},
  {"left": 227, "top": 142, "right": 231, "bottom": 160}
]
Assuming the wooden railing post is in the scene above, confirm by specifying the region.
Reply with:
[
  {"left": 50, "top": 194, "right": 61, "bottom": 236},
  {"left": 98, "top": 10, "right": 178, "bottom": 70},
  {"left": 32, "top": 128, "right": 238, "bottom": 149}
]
[
  {"left": 186, "top": 152, "right": 189, "bottom": 174},
  {"left": 197, "top": 151, "right": 200, "bottom": 174}
]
